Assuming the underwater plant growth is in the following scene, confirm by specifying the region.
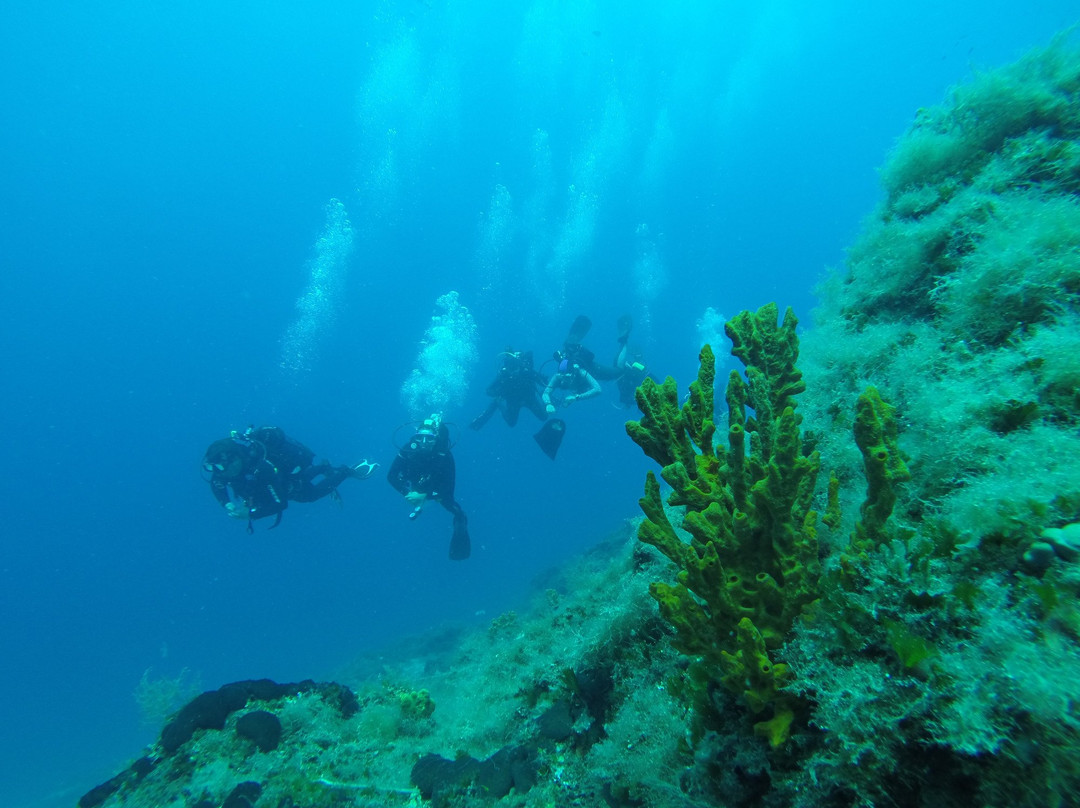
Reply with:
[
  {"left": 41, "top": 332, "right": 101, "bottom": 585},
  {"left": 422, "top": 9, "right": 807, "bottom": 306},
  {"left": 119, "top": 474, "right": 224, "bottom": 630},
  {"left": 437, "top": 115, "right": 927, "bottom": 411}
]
[{"left": 78, "top": 34, "right": 1080, "bottom": 808}]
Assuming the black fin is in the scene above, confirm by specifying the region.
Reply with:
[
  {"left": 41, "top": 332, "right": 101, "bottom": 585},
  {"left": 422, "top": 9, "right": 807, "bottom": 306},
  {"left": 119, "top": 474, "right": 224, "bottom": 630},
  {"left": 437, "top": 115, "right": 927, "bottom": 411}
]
[
  {"left": 565, "top": 315, "right": 592, "bottom": 345},
  {"left": 533, "top": 418, "right": 566, "bottom": 460},
  {"left": 617, "top": 314, "right": 633, "bottom": 343},
  {"left": 449, "top": 510, "right": 470, "bottom": 560}
]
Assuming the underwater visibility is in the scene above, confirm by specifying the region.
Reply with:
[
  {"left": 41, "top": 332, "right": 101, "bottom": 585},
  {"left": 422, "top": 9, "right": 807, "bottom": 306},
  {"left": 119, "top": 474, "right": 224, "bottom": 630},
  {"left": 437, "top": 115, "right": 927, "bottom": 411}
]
[
  {"left": 75, "top": 35, "right": 1080, "bottom": 807},
  {"left": 4, "top": 4, "right": 1080, "bottom": 808}
]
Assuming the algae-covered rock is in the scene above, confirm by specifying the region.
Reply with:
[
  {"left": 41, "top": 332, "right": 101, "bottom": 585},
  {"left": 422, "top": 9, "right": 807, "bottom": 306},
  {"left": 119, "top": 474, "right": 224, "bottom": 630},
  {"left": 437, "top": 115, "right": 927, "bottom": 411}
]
[
  {"left": 786, "top": 35, "right": 1080, "bottom": 808},
  {"left": 802, "top": 35, "right": 1080, "bottom": 547}
]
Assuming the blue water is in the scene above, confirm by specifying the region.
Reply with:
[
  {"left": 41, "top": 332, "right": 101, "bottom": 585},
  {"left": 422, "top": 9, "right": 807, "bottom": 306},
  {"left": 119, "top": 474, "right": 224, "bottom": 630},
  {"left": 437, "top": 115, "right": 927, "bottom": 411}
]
[{"left": 1, "top": 2, "right": 1075, "bottom": 805}]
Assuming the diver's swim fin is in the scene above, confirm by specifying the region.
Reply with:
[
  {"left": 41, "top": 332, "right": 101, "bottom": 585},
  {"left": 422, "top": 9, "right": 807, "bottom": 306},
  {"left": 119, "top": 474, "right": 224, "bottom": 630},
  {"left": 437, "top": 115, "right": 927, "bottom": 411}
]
[
  {"left": 616, "top": 314, "right": 633, "bottom": 345},
  {"left": 449, "top": 510, "right": 470, "bottom": 560},
  {"left": 534, "top": 418, "right": 566, "bottom": 460},
  {"left": 565, "top": 315, "right": 592, "bottom": 345}
]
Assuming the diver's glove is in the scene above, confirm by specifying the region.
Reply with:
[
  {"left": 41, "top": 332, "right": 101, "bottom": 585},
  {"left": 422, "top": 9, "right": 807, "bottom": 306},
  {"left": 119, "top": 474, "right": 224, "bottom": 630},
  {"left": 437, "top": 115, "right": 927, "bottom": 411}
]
[
  {"left": 405, "top": 490, "right": 427, "bottom": 520},
  {"left": 545, "top": 403, "right": 556, "bottom": 415},
  {"left": 350, "top": 460, "right": 380, "bottom": 480},
  {"left": 224, "top": 502, "right": 248, "bottom": 520}
]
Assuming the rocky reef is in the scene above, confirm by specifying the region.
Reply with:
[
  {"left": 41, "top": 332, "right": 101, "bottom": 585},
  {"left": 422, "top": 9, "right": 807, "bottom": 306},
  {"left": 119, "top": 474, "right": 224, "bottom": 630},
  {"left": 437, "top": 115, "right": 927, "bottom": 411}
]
[{"left": 788, "top": 33, "right": 1080, "bottom": 807}]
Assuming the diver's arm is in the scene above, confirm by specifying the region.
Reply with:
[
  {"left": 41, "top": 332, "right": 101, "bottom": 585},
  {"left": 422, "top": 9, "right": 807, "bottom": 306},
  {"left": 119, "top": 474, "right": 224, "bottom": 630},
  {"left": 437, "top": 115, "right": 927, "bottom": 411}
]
[
  {"left": 584, "top": 371, "right": 602, "bottom": 398},
  {"left": 568, "top": 370, "right": 602, "bottom": 402},
  {"left": 212, "top": 473, "right": 258, "bottom": 517},
  {"left": 386, "top": 455, "right": 412, "bottom": 496},
  {"left": 541, "top": 375, "right": 559, "bottom": 412},
  {"left": 210, "top": 478, "right": 233, "bottom": 508}
]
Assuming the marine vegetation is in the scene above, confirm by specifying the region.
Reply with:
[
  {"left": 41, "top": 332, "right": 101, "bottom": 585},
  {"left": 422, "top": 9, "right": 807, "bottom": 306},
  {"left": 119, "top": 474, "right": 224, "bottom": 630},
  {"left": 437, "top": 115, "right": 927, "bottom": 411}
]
[
  {"left": 788, "top": 33, "right": 1080, "bottom": 807},
  {"left": 78, "top": 34, "right": 1080, "bottom": 808},
  {"left": 624, "top": 303, "right": 912, "bottom": 755},
  {"left": 625, "top": 305, "right": 823, "bottom": 748}
]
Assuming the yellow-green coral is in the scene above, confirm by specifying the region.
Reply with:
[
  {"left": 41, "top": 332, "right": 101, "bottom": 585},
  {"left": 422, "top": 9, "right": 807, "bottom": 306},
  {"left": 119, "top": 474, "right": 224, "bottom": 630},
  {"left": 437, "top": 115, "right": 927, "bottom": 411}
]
[
  {"left": 719, "top": 617, "right": 796, "bottom": 746},
  {"left": 851, "top": 386, "right": 911, "bottom": 550},
  {"left": 626, "top": 303, "right": 821, "bottom": 746},
  {"left": 398, "top": 688, "right": 435, "bottom": 721},
  {"left": 383, "top": 685, "right": 435, "bottom": 721}
]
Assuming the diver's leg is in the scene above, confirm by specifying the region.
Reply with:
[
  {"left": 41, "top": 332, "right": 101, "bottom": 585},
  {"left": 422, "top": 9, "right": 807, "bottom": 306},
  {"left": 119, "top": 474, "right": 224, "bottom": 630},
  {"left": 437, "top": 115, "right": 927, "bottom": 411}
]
[
  {"left": 503, "top": 402, "right": 522, "bottom": 427},
  {"left": 613, "top": 342, "right": 629, "bottom": 371},
  {"left": 470, "top": 399, "right": 498, "bottom": 430},
  {"left": 612, "top": 313, "right": 633, "bottom": 370},
  {"left": 292, "top": 465, "right": 351, "bottom": 502},
  {"left": 526, "top": 397, "right": 549, "bottom": 422}
]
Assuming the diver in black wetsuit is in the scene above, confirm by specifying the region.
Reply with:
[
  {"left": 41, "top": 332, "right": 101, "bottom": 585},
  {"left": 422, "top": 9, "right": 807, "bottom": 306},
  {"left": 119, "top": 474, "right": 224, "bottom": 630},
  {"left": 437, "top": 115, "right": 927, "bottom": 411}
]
[
  {"left": 202, "top": 426, "right": 378, "bottom": 532},
  {"left": 386, "top": 414, "right": 471, "bottom": 560},
  {"left": 556, "top": 314, "right": 630, "bottom": 382},
  {"left": 470, "top": 349, "right": 548, "bottom": 430}
]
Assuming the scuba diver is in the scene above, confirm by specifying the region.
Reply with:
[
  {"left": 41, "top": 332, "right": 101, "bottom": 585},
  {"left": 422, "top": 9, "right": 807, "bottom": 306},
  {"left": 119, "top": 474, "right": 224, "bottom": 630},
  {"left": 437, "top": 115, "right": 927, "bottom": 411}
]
[
  {"left": 387, "top": 413, "right": 471, "bottom": 561},
  {"left": 528, "top": 314, "right": 634, "bottom": 460},
  {"left": 542, "top": 356, "right": 603, "bottom": 414},
  {"left": 556, "top": 314, "right": 628, "bottom": 381},
  {"left": 202, "top": 426, "right": 379, "bottom": 532},
  {"left": 545, "top": 313, "right": 635, "bottom": 411},
  {"left": 610, "top": 316, "right": 654, "bottom": 409},
  {"left": 531, "top": 356, "right": 600, "bottom": 461},
  {"left": 470, "top": 349, "right": 548, "bottom": 430}
]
